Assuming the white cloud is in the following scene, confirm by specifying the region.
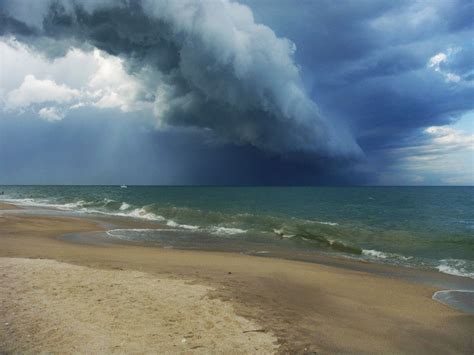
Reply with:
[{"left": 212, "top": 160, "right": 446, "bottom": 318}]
[
  {"left": 445, "top": 73, "right": 461, "bottom": 83},
  {"left": 87, "top": 50, "right": 149, "bottom": 112},
  {"left": 38, "top": 107, "right": 64, "bottom": 122},
  {"left": 427, "top": 49, "right": 464, "bottom": 84},
  {"left": 423, "top": 125, "right": 473, "bottom": 151},
  {"left": 0, "top": 39, "right": 98, "bottom": 91},
  {"left": 378, "top": 123, "right": 474, "bottom": 185},
  {"left": 428, "top": 52, "right": 447, "bottom": 70},
  {"left": 1, "top": 41, "right": 151, "bottom": 121},
  {"left": 5, "top": 74, "right": 80, "bottom": 110}
]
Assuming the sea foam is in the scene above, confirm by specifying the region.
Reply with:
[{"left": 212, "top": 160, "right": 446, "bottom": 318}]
[
  {"left": 117, "top": 208, "right": 166, "bottom": 221},
  {"left": 436, "top": 259, "right": 474, "bottom": 279},
  {"left": 209, "top": 226, "right": 247, "bottom": 235},
  {"left": 166, "top": 220, "right": 200, "bottom": 230},
  {"left": 119, "top": 202, "right": 130, "bottom": 210},
  {"left": 362, "top": 249, "right": 411, "bottom": 261},
  {"left": 316, "top": 221, "right": 339, "bottom": 226}
]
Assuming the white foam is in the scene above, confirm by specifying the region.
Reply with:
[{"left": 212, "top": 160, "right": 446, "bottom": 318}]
[
  {"left": 117, "top": 208, "right": 166, "bottom": 221},
  {"left": 119, "top": 202, "right": 130, "bottom": 210},
  {"left": 2, "top": 197, "right": 98, "bottom": 211},
  {"left": 362, "top": 249, "right": 411, "bottom": 261},
  {"left": 316, "top": 221, "right": 339, "bottom": 226},
  {"left": 166, "top": 220, "right": 199, "bottom": 230},
  {"left": 2, "top": 198, "right": 54, "bottom": 208},
  {"left": 363, "top": 249, "right": 389, "bottom": 259},
  {"left": 5, "top": 198, "right": 90, "bottom": 211},
  {"left": 210, "top": 226, "right": 247, "bottom": 235},
  {"left": 59, "top": 200, "right": 90, "bottom": 210},
  {"left": 436, "top": 259, "right": 474, "bottom": 279},
  {"left": 74, "top": 206, "right": 168, "bottom": 222},
  {"left": 273, "top": 228, "right": 283, "bottom": 235}
]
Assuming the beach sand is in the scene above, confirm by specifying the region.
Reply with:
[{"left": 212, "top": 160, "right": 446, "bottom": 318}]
[
  {"left": 0, "top": 258, "right": 277, "bottom": 353},
  {"left": 1, "top": 205, "right": 473, "bottom": 353}
]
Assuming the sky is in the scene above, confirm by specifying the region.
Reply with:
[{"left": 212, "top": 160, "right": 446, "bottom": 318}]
[{"left": 0, "top": 0, "right": 472, "bottom": 185}]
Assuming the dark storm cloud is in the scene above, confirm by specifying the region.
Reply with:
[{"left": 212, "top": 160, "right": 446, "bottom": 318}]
[
  {"left": 0, "top": 0, "right": 361, "bottom": 158},
  {"left": 243, "top": 0, "right": 474, "bottom": 156},
  {"left": 0, "top": 11, "right": 36, "bottom": 36}
]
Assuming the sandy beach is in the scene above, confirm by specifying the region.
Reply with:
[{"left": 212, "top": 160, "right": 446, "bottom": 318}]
[{"left": 1, "top": 203, "right": 473, "bottom": 353}]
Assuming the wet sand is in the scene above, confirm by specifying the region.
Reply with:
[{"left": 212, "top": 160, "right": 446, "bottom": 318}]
[
  {"left": 0, "top": 204, "right": 473, "bottom": 353},
  {"left": 0, "top": 202, "right": 18, "bottom": 210}
]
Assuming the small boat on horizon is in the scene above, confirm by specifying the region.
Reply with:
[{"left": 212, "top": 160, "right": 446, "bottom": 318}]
[{"left": 120, "top": 185, "right": 127, "bottom": 188}]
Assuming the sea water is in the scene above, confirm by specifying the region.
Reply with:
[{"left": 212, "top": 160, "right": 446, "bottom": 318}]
[{"left": 1, "top": 186, "right": 473, "bottom": 279}]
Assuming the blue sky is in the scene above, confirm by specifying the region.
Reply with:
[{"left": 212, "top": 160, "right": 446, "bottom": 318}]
[{"left": 0, "top": 0, "right": 472, "bottom": 185}]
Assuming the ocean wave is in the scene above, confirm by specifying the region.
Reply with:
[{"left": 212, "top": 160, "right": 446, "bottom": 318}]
[
  {"left": 5, "top": 195, "right": 472, "bottom": 279},
  {"left": 316, "top": 221, "right": 339, "bottom": 226},
  {"left": 326, "top": 240, "right": 362, "bottom": 254},
  {"left": 362, "top": 249, "right": 388, "bottom": 259},
  {"left": 209, "top": 226, "right": 247, "bottom": 235},
  {"left": 166, "top": 220, "right": 200, "bottom": 230},
  {"left": 436, "top": 259, "right": 474, "bottom": 279},
  {"left": 1, "top": 197, "right": 115, "bottom": 212},
  {"left": 2, "top": 197, "right": 95, "bottom": 211},
  {"left": 4, "top": 196, "right": 342, "bottom": 240},
  {"left": 4, "top": 197, "right": 250, "bottom": 235},
  {"left": 1, "top": 197, "right": 56, "bottom": 208},
  {"left": 362, "top": 249, "right": 411, "bottom": 261},
  {"left": 119, "top": 202, "right": 130, "bottom": 210},
  {"left": 273, "top": 228, "right": 295, "bottom": 238},
  {"left": 268, "top": 227, "right": 364, "bottom": 255},
  {"left": 112, "top": 207, "right": 166, "bottom": 221},
  {"left": 272, "top": 227, "right": 361, "bottom": 254}
]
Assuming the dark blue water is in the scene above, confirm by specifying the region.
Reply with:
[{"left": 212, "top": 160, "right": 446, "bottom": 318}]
[{"left": 1, "top": 186, "right": 473, "bottom": 278}]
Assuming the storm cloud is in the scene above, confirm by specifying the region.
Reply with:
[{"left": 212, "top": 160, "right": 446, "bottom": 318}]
[
  {"left": 0, "top": 0, "right": 472, "bottom": 185},
  {"left": 0, "top": 0, "right": 361, "bottom": 157},
  {"left": 244, "top": 0, "right": 474, "bottom": 144}
]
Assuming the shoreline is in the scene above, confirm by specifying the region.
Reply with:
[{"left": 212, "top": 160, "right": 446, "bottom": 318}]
[
  {"left": 1, "top": 203, "right": 473, "bottom": 353},
  {"left": 4, "top": 201, "right": 474, "bottom": 294},
  {"left": 3, "top": 195, "right": 473, "bottom": 281}
]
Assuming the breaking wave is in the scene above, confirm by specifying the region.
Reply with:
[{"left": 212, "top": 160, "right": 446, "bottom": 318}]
[
  {"left": 436, "top": 259, "right": 474, "bottom": 279},
  {"left": 209, "top": 226, "right": 247, "bottom": 235},
  {"left": 362, "top": 249, "right": 412, "bottom": 261}
]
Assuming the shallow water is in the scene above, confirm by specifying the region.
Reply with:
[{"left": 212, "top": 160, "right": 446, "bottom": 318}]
[{"left": 432, "top": 290, "right": 474, "bottom": 315}]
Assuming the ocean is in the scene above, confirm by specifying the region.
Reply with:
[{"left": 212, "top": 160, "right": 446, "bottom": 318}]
[{"left": 1, "top": 185, "right": 473, "bottom": 279}]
